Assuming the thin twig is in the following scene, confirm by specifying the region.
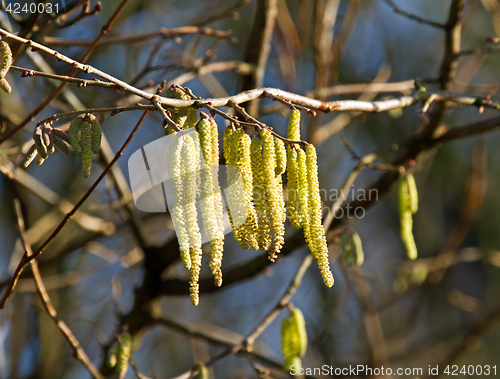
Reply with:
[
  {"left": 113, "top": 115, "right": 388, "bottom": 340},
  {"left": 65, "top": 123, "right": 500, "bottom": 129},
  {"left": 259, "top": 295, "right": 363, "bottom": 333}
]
[
  {"left": 0, "top": 0, "right": 130, "bottom": 144},
  {"left": 13, "top": 199, "right": 104, "bottom": 379},
  {"left": 381, "top": 0, "right": 446, "bottom": 29},
  {"left": 0, "top": 110, "right": 149, "bottom": 309},
  {"left": 43, "top": 26, "right": 234, "bottom": 47},
  {"left": 169, "top": 254, "right": 314, "bottom": 379}
]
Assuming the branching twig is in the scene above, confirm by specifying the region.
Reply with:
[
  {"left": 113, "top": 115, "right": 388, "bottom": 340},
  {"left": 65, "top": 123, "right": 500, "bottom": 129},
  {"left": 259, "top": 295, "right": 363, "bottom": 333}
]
[
  {"left": 169, "top": 254, "right": 314, "bottom": 379},
  {"left": 13, "top": 199, "right": 104, "bottom": 379},
  {"left": 0, "top": 110, "right": 149, "bottom": 309}
]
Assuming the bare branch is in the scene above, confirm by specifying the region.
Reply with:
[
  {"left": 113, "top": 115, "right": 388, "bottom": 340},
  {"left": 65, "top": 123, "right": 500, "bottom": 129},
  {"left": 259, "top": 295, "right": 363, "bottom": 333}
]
[
  {"left": 13, "top": 199, "right": 104, "bottom": 379},
  {"left": 381, "top": 0, "right": 446, "bottom": 29}
]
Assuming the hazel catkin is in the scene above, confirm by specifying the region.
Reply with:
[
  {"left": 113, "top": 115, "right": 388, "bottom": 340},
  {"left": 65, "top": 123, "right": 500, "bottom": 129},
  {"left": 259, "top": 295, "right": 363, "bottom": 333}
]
[
  {"left": 398, "top": 174, "right": 418, "bottom": 260},
  {"left": 0, "top": 41, "right": 12, "bottom": 93},
  {"left": 281, "top": 308, "right": 307, "bottom": 372},
  {"left": 305, "top": 144, "right": 334, "bottom": 287}
]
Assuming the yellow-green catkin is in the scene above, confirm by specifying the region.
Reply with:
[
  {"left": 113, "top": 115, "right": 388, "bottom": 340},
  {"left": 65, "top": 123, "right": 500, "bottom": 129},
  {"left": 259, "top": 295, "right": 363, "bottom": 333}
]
[
  {"left": 234, "top": 129, "right": 259, "bottom": 250},
  {"left": 281, "top": 308, "right": 307, "bottom": 372},
  {"left": 251, "top": 134, "right": 271, "bottom": 251},
  {"left": 287, "top": 109, "right": 301, "bottom": 142},
  {"left": 107, "top": 342, "right": 119, "bottom": 368},
  {"left": 166, "top": 86, "right": 189, "bottom": 133},
  {"left": 406, "top": 173, "right": 418, "bottom": 214},
  {"left": 87, "top": 114, "right": 102, "bottom": 154},
  {"left": 296, "top": 148, "right": 310, "bottom": 241},
  {"left": 339, "top": 232, "right": 364, "bottom": 267},
  {"left": 182, "top": 135, "right": 203, "bottom": 306},
  {"left": 398, "top": 175, "right": 418, "bottom": 260},
  {"left": 287, "top": 147, "right": 302, "bottom": 228},
  {"left": 116, "top": 332, "right": 132, "bottom": 375},
  {"left": 80, "top": 119, "right": 93, "bottom": 178},
  {"left": 263, "top": 133, "right": 286, "bottom": 261},
  {"left": 305, "top": 145, "right": 334, "bottom": 287},
  {"left": 287, "top": 109, "right": 303, "bottom": 229},
  {"left": 187, "top": 108, "right": 198, "bottom": 129},
  {"left": 167, "top": 137, "right": 191, "bottom": 270},
  {"left": 0, "top": 41, "right": 12, "bottom": 94},
  {"left": 223, "top": 127, "right": 248, "bottom": 248},
  {"left": 198, "top": 117, "right": 224, "bottom": 286},
  {"left": 274, "top": 137, "right": 287, "bottom": 176},
  {"left": 68, "top": 117, "right": 84, "bottom": 154}
]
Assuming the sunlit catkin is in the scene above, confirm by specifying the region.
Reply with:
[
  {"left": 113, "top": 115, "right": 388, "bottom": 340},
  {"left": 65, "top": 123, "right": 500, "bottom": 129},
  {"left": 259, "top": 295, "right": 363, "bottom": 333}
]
[
  {"left": 281, "top": 308, "right": 307, "bottom": 372},
  {"left": 166, "top": 85, "right": 189, "bottom": 132},
  {"left": 166, "top": 137, "right": 191, "bottom": 270},
  {"left": 182, "top": 136, "right": 203, "bottom": 305},
  {"left": 296, "top": 149, "right": 310, "bottom": 241},
  {"left": 251, "top": 134, "right": 271, "bottom": 251},
  {"left": 234, "top": 129, "right": 259, "bottom": 250},
  {"left": 274, "top": 137, "right": 287, "bottom": 176},
  {"left": 223, "top": 127, "right": 248, "bottom": 247},
  {"left": 116, "top": 332, "right": 132, "bottom": 375},
  {"left": 261, "top": 130, "right": 286, "bottom": 261},
  {"left": 406, "top": 173, "right": 418, "bottom": 214},
  {"left": 0, "top": 41, "right": 12, "bottom": 93},
  {"left": 287, "top": 108, "right": 301, "bottom": 141},
  {"left": 286, "top": 147, "right": 302, "bottom": 228},
  {"left": 198, "top": 117, "right": 224, "bottom": 286},
  {"left": 305, "top": 145, "right": 334, "bottom": 287},
  {"left": 398, "top": 175, "right": 418, "bottom": 260}
]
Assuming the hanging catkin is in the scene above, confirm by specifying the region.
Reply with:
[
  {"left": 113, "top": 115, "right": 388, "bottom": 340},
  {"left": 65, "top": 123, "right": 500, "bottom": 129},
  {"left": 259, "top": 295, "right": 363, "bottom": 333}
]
[
  {"left": 286, "top": 109, "right": 302, "bottom": 228},
  {"left": 181, "top": 135, "right": 203, "bottom": 306},
  {"left": 281, "top": 308, "right": 307, "bottom": 372},
  {"left": 198, "top": 117, "right": 224, "bottom": 286},
  {"left": 398, "top": 174, "right": 418, "bottom": 260},
  {"left": 116, "top": 333, "right": 132, "bottom": 375},
  {"left": 233, "top": 129, "right": 259, "bottom": 250},
  {"left": 0, "top": 41, "right": 12, "bottom": 93},
  {"left": 261, "top": 131, "right": 286, "bottom": 261},
  {"left": 251, "top": 133, "right": 271, "bottom": 251},
  {"left": 305, "top": 144, "right": 334, "bottom": 287},
  {"left": 166, "top": 136, "right": 191, "bottom": 270}
]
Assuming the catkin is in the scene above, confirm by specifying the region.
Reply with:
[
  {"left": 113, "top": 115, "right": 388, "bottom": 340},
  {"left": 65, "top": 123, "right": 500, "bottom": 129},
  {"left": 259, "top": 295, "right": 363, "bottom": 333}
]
[
  {"left": 339, "top": 232, "right": 364, "bottom": 267},
  {"left": 116, "top": 333, "right": 132, "bottom": 375},
  {"left": 262, "top": 131, "right": 286, "bottom": 261},
  {"left": 281, "top": 308, "right": 307, "bottom": 372},
  {"left": 398, "top": 175, "right": 418, "bottom": 260},
  {"left": 181, "top": 136, "right": 203, "bottom": 306},
  {"left": 198, "top": 117, "right": 225, "bottom": 285},
  {"left": 0, "top": 42, "right": 12, "bottom": 79},
  {"left": 166, "top": 137, "right": 191, "bottom": 270},
  {"left": 287, "top": 109, "right": 301, "bottom": 141},
  {"left": 286, "top": 147, "right": 302, "bottom": 228},
  {"left": 223, "top": 127, "right": 248, "bottom": 247},
  {"left": 234, "top": 129, "right": 259, "bottom": 250},
  {"left": 305, "top": 145, "right": 334, "bottom": 287},
  {"left": 87, "top": 114, "right": 102, "bottom": 154},
  {"left": 274, "top": 137, "right": 287, "bottom": 176},
  {"left": 22, "top": 145, "right": 38, "bottom": 168},
  {"left": 251, "top": 134, "right": 271, "bottom": 251},
  {"left": 296, "top": 149, "right": 310, "bottom": 242},
  {"left": 33, "top": 127, "right": 48, "bottom": 159},
  {"left": 53, "top": 135, "right": 70, "bottom": 155},
  {"left": 406, "top": 173, "right": 418, "bottom": 214},
  {"left": 80, "top": 119, "right": 93, "bottom": 178},
  {"left": 0, "top": 41, "right": 12, "bottom": 93},
  {"left": 166, "top": 86, "right": 189, "bottom": 132},
  {"left": 69, "top": 117, "right": 84, "bottom": 153},
  {"left": 42, "top": 126, "right": 54, "bottom": 154}
]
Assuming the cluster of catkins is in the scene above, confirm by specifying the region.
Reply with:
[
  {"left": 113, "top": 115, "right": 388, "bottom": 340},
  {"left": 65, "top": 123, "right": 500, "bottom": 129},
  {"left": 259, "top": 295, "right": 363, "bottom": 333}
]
[
  {"left": 281, "top": 307, "right": 307, "bottom": 373},
  {"left": 165, "top": 88, "right": 334, "bottom": 305},
  {"left": 23, "top": 114, "right": 102, "bottom": 178},
  {"left": 398, "top": 173, "right": 418, "bottom": 260},
  {"left": 0, "top": 40, "right": 12, "bottom": 94}
]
